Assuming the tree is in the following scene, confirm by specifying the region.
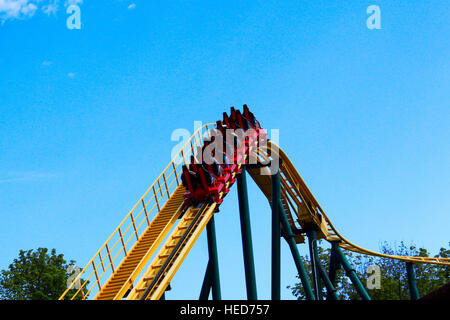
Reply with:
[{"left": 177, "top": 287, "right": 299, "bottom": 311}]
[
  {"left": 0, "top": 247, "right": 86, "bottom": 300},
  {"left": 288, "top": 241, "right": 450, "bottom": 300}
]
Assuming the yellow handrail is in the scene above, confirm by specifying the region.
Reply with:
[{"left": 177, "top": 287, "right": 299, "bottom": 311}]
[
  {"left": 60, "top": 123, "right": 215, "bottom": 300},
  {"left": 61, "top": 121, "right": 449, "bottom": 301},
  {"left": 265, "top": 140, "right": 450, "bottom": 266}
]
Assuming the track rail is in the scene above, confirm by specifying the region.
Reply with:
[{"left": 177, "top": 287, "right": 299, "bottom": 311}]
[
  {"left": 127, "top": 202, "right": 217, "bottom": 300},
  {"left": 59, "top": 124, "right": 216, "bottom": 300},
  {"left": 261, "top": 140, "right": 450, "bottom": 266},
  {"left": 61, "top": 121, "right": 449, "bottom": 301}
]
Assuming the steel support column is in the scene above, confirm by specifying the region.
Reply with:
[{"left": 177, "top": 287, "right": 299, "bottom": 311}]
[
  {"left": 327, "top": 241, "right": 341, "bottom": 300},
  {"left": 315, "top": 258, "right": 339, "bottom": 300},
  {"left": 277, "top": 199, "right": 315, "bottom": 300},
  {"left": 199, "top": 261, "right": 212, "bottom": 300},
  {"left": 237, "top": 168, "right": 258, "bottom": 300},
  {"left": 406, "top": 262, "right": 420, "bottom": 300},
  {"left": 307, "top": 230, "right": 322, "bottom": 300},
  {"left": 270, "top": 171, "right": 281, "bottom": 300},
  {"left": 206, "top": 215, "right": 221, "bottom": 300},
  {"left": 332, "top": 242, "right": 371, "bottom": 300}
]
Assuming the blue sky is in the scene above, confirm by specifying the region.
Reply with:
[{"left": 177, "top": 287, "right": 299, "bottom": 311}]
[{"left": 0, "top": 1, "right": 449, "bottom": 299}]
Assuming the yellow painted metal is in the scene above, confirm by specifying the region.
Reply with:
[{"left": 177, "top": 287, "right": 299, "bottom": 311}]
[
  {"left": 258, "top": 140, "right": 450, "bottom": 266},
  {"left": 247, "top": 150, "right": 308, "bottom": 243},
  {"left": 128, "top": 136, "right": 254, "bottom": 300},
  {"left": 128, "top": 165, "right": 245, "bottom": 299},
  {"left": 127, "top": 203, "right": 217, "bottom": 300},
  {"left": 94, "top": 186, "right": 185, "bottom": 300},
  {"left": 61, "top": 122, "right": 449, "bottom": 302},
  {"left": 59, "top": 124, "right": 215, "bottom": 300}
]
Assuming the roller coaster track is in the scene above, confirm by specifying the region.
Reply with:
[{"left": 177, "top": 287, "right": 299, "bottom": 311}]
[
  {"left": 254, "top": 141, "right": 450, "bottom": 265},
  {"left": 60, "top": 122, "right": 449, "bottom": 301},
  {"left": 127, "top": 202, "right": 218, "bottom": 300}
]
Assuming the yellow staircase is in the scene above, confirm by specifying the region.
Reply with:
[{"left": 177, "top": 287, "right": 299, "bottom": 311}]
[
  {"left": 94, "top": 186, "right": 185, "bottom": 300},
  {"left": 59, "top": 123, "right": 217, "bottom": 300},
  {"left": 128, "top": 203, "right": 217, "bottom": 300}
]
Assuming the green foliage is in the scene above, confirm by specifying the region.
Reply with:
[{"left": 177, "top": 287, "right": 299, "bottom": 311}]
[
  {"left": 0, "top": 247, "right": 87, "bottom": 300},
  {"left": 288, "top": 241, "right": 450, "bottom": 300}
]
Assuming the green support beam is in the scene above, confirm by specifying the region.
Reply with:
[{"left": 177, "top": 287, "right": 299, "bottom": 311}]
[
  {"left": 199, "top": 261, "right": 212, "bottom": 300},
  {"left": 406, "top": 262, "right": 420, "bottom": 300},
  {"left": 315, "top": 258, "right": 339, "bottom": 300},
  {"left": 237, "top": 168, "right": 258, "bottom": 300},
  {"left": 307, "top": 230, "right": 322, "bottom": 300},
  {"left": 276, "top": 200, "right": 316, "bottom": 300},
  {"left": 206, "top": 215, "right": 221, "bottom": 300},
  {"left": 327, "top": 241, "right": 341, "bottom": 300},
  {"left": 332, "top": 242, "right": 371, "bottom": 300},
  {"left": 311, "top": 231, "right": 324, "bottom": 300},
  {"left": 271, "top": 171, "right": 281, "bottom": 300}
]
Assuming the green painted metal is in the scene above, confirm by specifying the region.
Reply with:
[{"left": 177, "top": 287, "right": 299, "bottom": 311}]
[
  {"left": 237, "top": 168, "right": 258, "bottom": 300},
  {"left": 206, "top": 215, "right": 222, "bottom": 300},
  {"left": 199, "top": 261, "right": 212, "bottom": 300},
  {"left": 312, "top": 231, "right": 324, "bottom": 300},
  {"left": 406, "top": 262, "right": 420, "bottom": 300},
  {"left": 315, "top": 258, "right": 339, "bottom": 300},
  {"left": 333, "top": 242, "right": 371, "bottom": 300},
  {"left": 276, "top": 199, "right": 316, "bottom": 300},
  {"left": 327, "top": 241, "right": 341, "bottom": 300},
  {"left": 307, "top": 230, "right": 322, "bottom": 300},
  {"left": 328, "top": 242, "right": 340, "bottom": 283},
  {"left": 270, "top": 171, "right": 281, "bottom": 300}
]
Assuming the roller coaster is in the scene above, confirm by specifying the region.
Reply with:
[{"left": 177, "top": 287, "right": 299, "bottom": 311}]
[{"left": 60, "top": 106, "right": 450, "bottom": 300}]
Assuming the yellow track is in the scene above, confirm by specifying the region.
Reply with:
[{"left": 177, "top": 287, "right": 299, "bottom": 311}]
[
  {"left": 128, "top": 149, "right": 245, "bottom": 300},
  {"left": 60, "top": 124, "right": 449, "bottom": 301},
  {"left": 258, "top": 141, "right": 450, "bottom": 265},
  {"left": 127, "top": 203, "right": 217, "bottom": 300},
  {"left": 94, "top": 186, "right": 185, "bottom": 300}
]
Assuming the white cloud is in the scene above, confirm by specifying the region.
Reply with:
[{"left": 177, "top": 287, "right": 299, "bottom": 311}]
[
  {"left": 42, "top": 60, "right": 53, "bottom": 66},
  {"left": 42, "top": 0, "right": 58, "bottom": 16},
  {"left": 0, "top": 171, "right": 58, "bottom": 183},
  {"left": 21, "top": 3, "right": 37, "bottom": 15},
  {"left": 127, "top": 3, "right": 136, "bottom": 10},
  {"left": 67, "top": 72, "right": 76, "bottom": 78},
  {"left": 0, "top": 0, "right": 39, "bottom": 21},
  {"left": 0, "top": 0, "right": 83, "bottom": 22}
]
